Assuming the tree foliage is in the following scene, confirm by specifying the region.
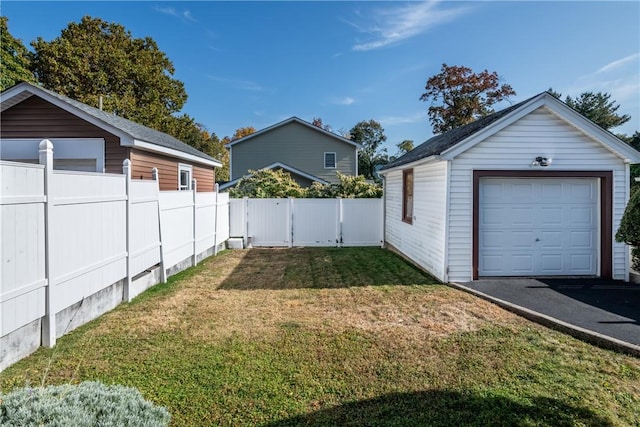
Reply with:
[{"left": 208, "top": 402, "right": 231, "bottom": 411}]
[
  {"left": 397, "top": 139, "right": 414, "bottom": 155},
  {"left": 350, "top": 119, "right": 388, "bottom": 180},
  {"left": 29, "top": 16, "right": 187, "bottom": 131},
  {"left": 1, "top": 17, "right": 35, "bottom": 90},
  {"left": 420, "top": 64, "right": 516, "bottom": 134},
  {"left": 228, "top": 169, "right": 382, "bottom": 198},
  {"left": 312, "top": 117, "right": 333, "bottom": 132},
  {"left": 616, "top": 186, "right": 640, "bottom": 270},
  {"left": 228, "top": 169, "right": 305, "bottom": 198},
  {"left": 230, "top": 126, "right": 256, "bottom": 141},
  {"left": 549, "top": 89, "right": 630, "bottom": 130},
  {"left": 305, "top": 172, "right": 383, "bottom": 198}
]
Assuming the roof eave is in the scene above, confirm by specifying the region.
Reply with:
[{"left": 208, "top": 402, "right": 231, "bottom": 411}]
[
  {"left": 379, "top": 155, "right": 442, "bottom": 175},
  {"left": 132, "top": 139, "right": 222, "bottom": 168}
]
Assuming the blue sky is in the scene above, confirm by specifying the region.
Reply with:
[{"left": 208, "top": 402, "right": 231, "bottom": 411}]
[{"left": 3, "top": 1, "right": 639, "bottom": 155}]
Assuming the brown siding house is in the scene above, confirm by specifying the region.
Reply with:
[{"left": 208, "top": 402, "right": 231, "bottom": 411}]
[{"left": 1, "top": 82, "right": 221, "bottom": 192}]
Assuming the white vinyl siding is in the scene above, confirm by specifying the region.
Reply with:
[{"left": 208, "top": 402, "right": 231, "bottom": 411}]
[
  {"left": 446, "top": 106, "right": 628, "bottom": 282},
  {"left": 385, "top": 160, "right": 448, "bottom": 281}
]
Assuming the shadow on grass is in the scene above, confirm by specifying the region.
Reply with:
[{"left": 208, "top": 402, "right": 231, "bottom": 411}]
[
  {"left": 217, "top": 247, "right": 437, "bottom": 290},
  {"left": 263, "top": 390, "right": 614, "bottom": 427}
]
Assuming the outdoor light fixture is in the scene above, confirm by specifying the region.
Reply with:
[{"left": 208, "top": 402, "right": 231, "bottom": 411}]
[{"left": 531, "top": 156, "right": 552, "bottom": 167}]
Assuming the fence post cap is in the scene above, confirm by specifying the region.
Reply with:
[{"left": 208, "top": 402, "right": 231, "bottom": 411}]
[
  {"left": 122, "top": 159, "right": 131, "bottom": 167},
  {"left": 39, "top": 139, "right": 53, "bottom": 150}
]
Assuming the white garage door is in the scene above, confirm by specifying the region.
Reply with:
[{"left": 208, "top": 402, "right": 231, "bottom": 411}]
[{"left": 479, "top": 177, "right": 598, "bottom": 276}]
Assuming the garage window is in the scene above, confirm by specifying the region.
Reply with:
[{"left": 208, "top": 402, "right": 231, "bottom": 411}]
[
  {"left": 403, "top": 168, "right": 413, "bottom": 224},
  {"left": 178, "top": 163, "right": 192, "bottom": 191}
]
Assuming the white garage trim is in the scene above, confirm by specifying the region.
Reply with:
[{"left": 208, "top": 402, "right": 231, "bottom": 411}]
[{"left": 473, "top": 170, "right": 613, "bottom": 280}]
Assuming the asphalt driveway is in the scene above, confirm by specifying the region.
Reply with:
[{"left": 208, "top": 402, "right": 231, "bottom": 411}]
[{"left": 452, "top": 278, "right": 640, "bottom": 354}]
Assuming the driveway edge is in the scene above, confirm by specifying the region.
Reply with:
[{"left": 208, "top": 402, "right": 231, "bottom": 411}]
[{"left": 449, "top": 282, "right": 640, "bottom": 358}]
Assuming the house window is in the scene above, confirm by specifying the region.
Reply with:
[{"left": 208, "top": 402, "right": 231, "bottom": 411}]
[
  {"left": 403, "top": 169, "right": 414, "bottom": 224},
  {"left": 324, "top": 152, "right": 336, "bottom": 169},
  {"left": 178, "top": 163, "right": 192, "bottom": 190}
]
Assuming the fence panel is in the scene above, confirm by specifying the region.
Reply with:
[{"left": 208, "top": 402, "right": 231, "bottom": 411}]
[
  {"left": 341, "top": 199, "right": 383, "bottom": 246},
  {"left": 0, "top": 162, "right": 46, "bottom": 336},
  {"left": 195, "top": 192, "right": 216, "bottom": 255},
  {"left": 216, "top": 192, "right": 230, "bottom": 245},
  {"left": 247, "top": 199, "right": 291, "bottom": 246},
  {"left": 229, "top": 198, "right": 245, "bottom": 237},
  {"left": 50, "top": 171, "right": 127, "bottom": 312},
  {"left": 292, "top": 199, "right": 339, "bottom": 246},
  {"left": 129, "top": 180, "right": 161, "bottom": 277},
  {"left": 159, "top": 191, "right": 194, "bottom": 269}
]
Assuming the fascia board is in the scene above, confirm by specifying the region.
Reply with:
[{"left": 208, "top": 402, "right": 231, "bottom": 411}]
[
  {"left": 379, "top": 155, "right": 442, "bottom": 175},
  {"left": 133, "top": 139, "right": 222, "bottom": 167}
]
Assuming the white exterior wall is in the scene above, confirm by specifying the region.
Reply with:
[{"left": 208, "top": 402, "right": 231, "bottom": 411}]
[
  {"left": 384, "top": 160, "right": 448, "bottom": 281},
  {"left": 447, "top": 106, "right": 629, "bottom": 282}
]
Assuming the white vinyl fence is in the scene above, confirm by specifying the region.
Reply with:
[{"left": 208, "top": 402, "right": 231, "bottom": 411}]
[
  {"left": 1, "top": 140, "right": 229, "bottom": 370},
  {"left": 229, "top": 197, "right": 383, "bottom": 247}
]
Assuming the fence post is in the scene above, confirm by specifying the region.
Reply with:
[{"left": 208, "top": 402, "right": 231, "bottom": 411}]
[
  {"left": 192, "top": 179, "right": 198, "bottom": 267},
  {"left": 213, "top": 185, "right": 219, "bottom": 256},
  {"left": 243, "top": 197, "right": 249, "bottom": 248},
  {"left": 39, "top": 139, "right": 56, "bottom": 348},
  {"left": 338, "top": 197, "right": 343, "bottom": 248},
  {"left": 123, "top": 160, "right": 132, "bottom": 302},
  {"left": 288, "top": 198, "right": 294, "bottom": 248},
  {"left": 153, "top": 168, "right": 167, "bottom": 283}
]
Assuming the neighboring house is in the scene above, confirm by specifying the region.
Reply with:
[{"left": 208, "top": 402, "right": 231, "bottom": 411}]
[
  {"left": 380, "top": 92, "right": 640, "bottom": 283},
  {"left": 221, "top": 117, "right": 360, "bottom": 189},
  {"left": 0, "top": 82, "right": 222, "bottom": 192}
]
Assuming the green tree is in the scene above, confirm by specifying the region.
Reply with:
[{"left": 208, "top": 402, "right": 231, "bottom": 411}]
[
  {"left": 420, "top": 64, "right": 516, "bottom": 134},
  {"left": 228, "top": 169, "right": 305, "bottom": 198},
  {"left": 616, "top": 186, "right": 640, "bottom": 270},
  {"left": 549, "top": 89, "right": 630, "bottom": 130},
  {"left": 1, "top": 16, "right": 36, "bottom": 90},
  {"left": 305, "top": 172, "right": 382, "bottom": 198},
  {"left": 397, "top": 139, "right": 414, "bottom": 154},
  {"left": 349, "top": 119, "right": 388, "bottom": 180},
  {"left": 29, "top": 16, "right": 187, "bottom": 131}
]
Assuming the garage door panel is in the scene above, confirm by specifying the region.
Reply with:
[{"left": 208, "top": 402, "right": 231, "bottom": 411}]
[
  {"left": 511, "top": 207, "right": 533, "bottom": 225},
  {"left": 479, "top": 178, "right": 598, "bottom": 277},
  {"left": 540, "top": 231, "right": 562, "bottom": 248},
  {"left": 571, "top": 231, "right": 594, "bottom": 248},
  {"left": 541, "top": 182, "right": 564, "bottom": 200}
]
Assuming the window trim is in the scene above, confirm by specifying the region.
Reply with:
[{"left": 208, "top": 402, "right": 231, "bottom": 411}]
[
  {"left": 402, "top": 168, "right": 414, "bottom": 224},
  {"left": 178, "top": 163, "right": 193, "bottom": 191},
  {"left": 324, "top": 152, "right": 337, "bottom": 169}
]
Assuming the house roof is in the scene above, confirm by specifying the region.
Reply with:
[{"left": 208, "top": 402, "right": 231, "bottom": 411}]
[
  {"left": 380, "top": 92, "right": 640, "bottom": 172},
  {"left": 218, "top": 161, "right": 329, "bottom": 190},
  {"left": 225, "top": 116, "right": 361, "bottom": 149},
  {"left": 0, "top": 82, "right": 222, "bottom": 168}
]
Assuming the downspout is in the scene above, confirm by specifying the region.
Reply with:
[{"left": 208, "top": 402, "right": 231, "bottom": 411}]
[{"left": 381, "top": 173, "right": 386, "bottom": 248}]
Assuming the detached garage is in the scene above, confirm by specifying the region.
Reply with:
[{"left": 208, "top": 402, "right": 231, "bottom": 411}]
[{"left": 380, "top": 92, "right": 640, "bottom": 283}]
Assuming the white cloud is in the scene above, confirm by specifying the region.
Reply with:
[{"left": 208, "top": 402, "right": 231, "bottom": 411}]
[
  {"left": 208, "top": 75, "right": 264, "bottom": 92},
  {"left": 154, "top": 6, "right": 196, "bottom": 23},
  {"left": 564, "top": 52, "right": 640, "bottom": 134},
  {"left": 339, "top": 97, "right": 355, "bottom": 105},
  {"left": 348, "top": 1, "right": 470, "bottom": 51},
  {"left": 597, "top": 53, "right": 640, "bottom": 74},
  {"left": 379, "top": 112, "right": 425, "bottom": 126}
]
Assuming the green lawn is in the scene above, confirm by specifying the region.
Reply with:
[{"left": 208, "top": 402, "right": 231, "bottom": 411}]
[{"left": 1, "top": 248, "right": 639, "bottom": 426}]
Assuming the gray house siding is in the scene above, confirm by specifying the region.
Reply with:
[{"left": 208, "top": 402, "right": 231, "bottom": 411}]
[{"left": 230, "top": 121, "right": 357, "bottom": 184}]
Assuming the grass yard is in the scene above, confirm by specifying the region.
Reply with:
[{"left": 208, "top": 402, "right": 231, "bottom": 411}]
[{"left": 1, "top": 247, "right": 639, "bottom": 426}]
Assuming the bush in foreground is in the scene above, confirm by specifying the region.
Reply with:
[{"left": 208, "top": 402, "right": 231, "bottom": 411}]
[{"left": 0, "top": 381, "right": 170, "bottom": 427}]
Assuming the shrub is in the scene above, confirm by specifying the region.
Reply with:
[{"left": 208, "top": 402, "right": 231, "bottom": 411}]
[
  {"left": 616, "top": 185, "right": 640, "bottom": 271},
  {"left": 0, "top": 381, "right": 170, "bottom": 427},
  {"left": 228, "top": 168, "right": 305, "bottom": 198}
]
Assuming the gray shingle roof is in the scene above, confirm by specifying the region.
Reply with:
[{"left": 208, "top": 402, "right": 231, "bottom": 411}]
[
  {"left": 11, "top": 83, "right": 220, "bottom": 164},
  {"left": 381, "top": 95, "right": 537, "bottom": 171}
]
